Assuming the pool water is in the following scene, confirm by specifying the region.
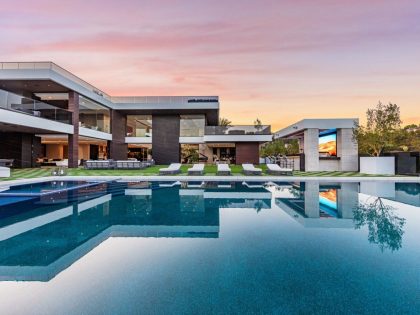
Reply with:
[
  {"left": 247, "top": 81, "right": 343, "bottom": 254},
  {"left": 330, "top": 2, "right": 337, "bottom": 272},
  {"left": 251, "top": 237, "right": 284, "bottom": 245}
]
[{"left": 0, "top": 180, "right": 418, "bottom": 314}]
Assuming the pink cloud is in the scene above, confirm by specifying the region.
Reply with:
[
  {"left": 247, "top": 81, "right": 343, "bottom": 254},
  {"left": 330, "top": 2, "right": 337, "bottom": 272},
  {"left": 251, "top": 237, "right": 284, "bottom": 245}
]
[{"left": 0, "top": 0, "right": 419, "bottom": 128}]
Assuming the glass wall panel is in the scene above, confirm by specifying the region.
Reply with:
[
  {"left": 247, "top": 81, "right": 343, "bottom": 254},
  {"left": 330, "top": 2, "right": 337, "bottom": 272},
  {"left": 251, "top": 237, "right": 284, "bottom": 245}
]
[
  {"left": 0, "top": 89, "right": 72, "bottom": 124},
  {"left": 181, "top": 144, "right": 200, "bottom": 163},
  {"left": 126, "top": 115, "right": 152, "bottom": 137},
  {"left": 79, "top": 96, "right": 111, "bottom": 133},
  {"left": 128, "top": 144, "right": 152, "bottom": 161},
  {"left": 180, "top": 115, "right": 205, "bottom": 137}
]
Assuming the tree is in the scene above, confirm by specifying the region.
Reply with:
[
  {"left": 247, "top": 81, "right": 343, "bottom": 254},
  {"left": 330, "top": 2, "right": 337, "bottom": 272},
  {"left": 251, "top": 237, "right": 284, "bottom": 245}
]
[
  {"left": 219, "top": 117, "right": 232, "bottom": 126},
  {"left": 353, "top": 197, "right": 406, "bottom": 252},
  {"left": 260, "top": 139, "right": 299, "bottom": 157},
  {"left": 254, "top": 118, "right": 263, "bottom": 132},
  {"left": 353, "top": 102, "right": 402, "bottom": 156}
]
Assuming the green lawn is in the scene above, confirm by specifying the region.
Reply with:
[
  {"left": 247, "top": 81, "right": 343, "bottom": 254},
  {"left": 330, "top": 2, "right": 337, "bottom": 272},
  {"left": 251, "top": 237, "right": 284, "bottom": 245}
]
[{"left": 0, "top": 165, "right": 393, "bottom": 181}]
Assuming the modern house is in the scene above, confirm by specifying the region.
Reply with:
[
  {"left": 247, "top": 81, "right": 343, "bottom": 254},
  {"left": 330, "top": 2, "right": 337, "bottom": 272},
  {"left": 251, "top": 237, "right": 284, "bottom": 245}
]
[{"left": 0, "top": 62, "right": 272, "bottom": 168}]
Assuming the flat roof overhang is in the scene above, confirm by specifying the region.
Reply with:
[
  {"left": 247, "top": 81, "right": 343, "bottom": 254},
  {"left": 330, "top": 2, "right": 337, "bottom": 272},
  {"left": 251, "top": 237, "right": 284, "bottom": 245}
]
[
  {"left": 203, "top": 134, "right": 272, "bottom": 143},
  {"left": 0, "top": 121, "right": 70, "bottom": 135},
  {"left": 274, "top": 118, "right": 358, "bottom": 139},
  {"left": 0, "top": 63, "right": 221, "bottom": 114},
  {"left": 0, "top": 109, "right": 73, "bottom": 134},
  {"left": 118, "top": 108, "right": 219, "bottom": 126},
  {"left": 0, "top": 79, "right": 71, "bottom": 95},
  {"left": 0, "top": 64, "right": 115, "bottom": 108}
]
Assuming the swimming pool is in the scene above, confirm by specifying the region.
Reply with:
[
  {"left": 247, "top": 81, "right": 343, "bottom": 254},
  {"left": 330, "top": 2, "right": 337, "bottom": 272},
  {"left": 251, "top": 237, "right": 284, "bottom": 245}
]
[{"left": 0, "top": 180, "right": 418, "bottom": 314}]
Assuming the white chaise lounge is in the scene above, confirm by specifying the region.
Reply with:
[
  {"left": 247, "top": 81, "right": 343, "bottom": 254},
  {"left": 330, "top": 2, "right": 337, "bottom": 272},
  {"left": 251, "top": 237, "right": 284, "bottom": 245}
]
[
  {"left": 266, "top": 163, "right": 293, "bottom": 175},
  {"left": 159, "top": 163, "right": 182, "bottom": 175},
  {"left": 0, "top": 167, "right": 11, "bottom": 178},
  {"left": 188, "top": 164, "right": 205, "bottom": 175},
  {"left": 242, "top": 164, "right": 262, "bottom": 175},
  {"left": 217, "top": 163, "right": 231, "bottom": 175}
]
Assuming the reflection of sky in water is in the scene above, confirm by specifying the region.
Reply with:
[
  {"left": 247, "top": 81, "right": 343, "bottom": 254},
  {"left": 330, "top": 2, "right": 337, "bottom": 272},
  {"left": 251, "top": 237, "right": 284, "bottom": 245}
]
[{"left": 0, "top": 181, "right": 418, "bottom": 314}]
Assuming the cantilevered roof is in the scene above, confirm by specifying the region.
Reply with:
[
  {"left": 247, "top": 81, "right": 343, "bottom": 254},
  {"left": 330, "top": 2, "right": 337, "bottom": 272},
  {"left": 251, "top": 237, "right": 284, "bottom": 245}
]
[
  {"left": 0, "top": 62, "right": 220, "bottom": 112},
  {"left": 274, "top": 118, "right": 358, "bottom": 139}
]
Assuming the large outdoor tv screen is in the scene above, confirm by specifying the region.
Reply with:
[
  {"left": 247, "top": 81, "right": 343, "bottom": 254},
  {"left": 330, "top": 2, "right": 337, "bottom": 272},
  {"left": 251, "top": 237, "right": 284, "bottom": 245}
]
[{"left": 319, "top": 132, "right": 337, "bottom": 156}]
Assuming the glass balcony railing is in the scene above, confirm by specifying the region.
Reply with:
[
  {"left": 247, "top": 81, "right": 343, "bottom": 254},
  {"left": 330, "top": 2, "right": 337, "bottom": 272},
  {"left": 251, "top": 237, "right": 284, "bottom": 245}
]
[
  {"left": 111, "top": 96, "right": 219, "bottom": 104},
  {"left": 0, "top": 89, "right": 72, "bottom": 124},
  {"left": 205, "top": 125, "right": 271, "bottom": 135}
]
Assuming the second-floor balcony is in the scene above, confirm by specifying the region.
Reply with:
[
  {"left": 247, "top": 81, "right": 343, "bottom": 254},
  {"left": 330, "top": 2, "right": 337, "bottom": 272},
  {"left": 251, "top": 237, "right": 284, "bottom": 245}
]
[
  {"left": 0, "top": 89, "right": 72, "bottom": 125},
  {"left": 205, "top": 125, "right": 271, "bottom": 135}
]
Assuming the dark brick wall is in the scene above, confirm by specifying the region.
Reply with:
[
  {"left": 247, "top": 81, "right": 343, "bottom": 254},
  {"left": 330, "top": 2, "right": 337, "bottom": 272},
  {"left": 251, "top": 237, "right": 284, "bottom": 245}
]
[
  {"left": 110, "top": 109, "right": 128, "bottom": 160},
  {"left": 152, "top": 115, "right": 180, "bottom": 164},
  {"left": 0, "top": 132, "right": 42, "bottom": 167},
  {"left": 68, "top": 91, "right": 79, "bottom": 168},
  {"left": 236, "top": 142, "right": 260, "bottom": 164}
]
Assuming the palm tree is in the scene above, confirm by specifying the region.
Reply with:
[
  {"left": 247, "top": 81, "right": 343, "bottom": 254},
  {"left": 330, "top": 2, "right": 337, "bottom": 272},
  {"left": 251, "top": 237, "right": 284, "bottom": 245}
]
[{"left": 219, "top": 117, "right": 232, "bottom": 126}]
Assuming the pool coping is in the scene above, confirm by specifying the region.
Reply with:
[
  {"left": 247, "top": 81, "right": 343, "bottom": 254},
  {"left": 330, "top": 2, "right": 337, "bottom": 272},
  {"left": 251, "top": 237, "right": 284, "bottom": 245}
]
[
  {"left": 0, "top": 175, "right": 418, "bottom": 188},
  {"left": 0, "top": 179, "right": 116, "bottom": 196}
]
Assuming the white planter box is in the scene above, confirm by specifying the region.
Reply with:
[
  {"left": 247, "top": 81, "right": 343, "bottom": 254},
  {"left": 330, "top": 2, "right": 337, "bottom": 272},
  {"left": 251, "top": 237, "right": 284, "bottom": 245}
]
[
  {"left": 360, "top": 156, "right": 395, "bottom": 175},
  {"left": 0, "top": 167, "right": 11, "bottom": 178}
]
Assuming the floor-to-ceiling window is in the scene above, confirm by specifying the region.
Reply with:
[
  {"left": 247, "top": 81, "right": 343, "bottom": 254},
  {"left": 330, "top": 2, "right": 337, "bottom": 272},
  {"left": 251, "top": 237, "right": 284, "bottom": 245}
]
[
  {"left": 180, "top": 115, "right": 205, "bottom": 137},
  {"left": 126, "top": 115, "right": 152, "bottom": 137},
  {"left": 79, "top": 96, "right": 111, "bottom": 133}
]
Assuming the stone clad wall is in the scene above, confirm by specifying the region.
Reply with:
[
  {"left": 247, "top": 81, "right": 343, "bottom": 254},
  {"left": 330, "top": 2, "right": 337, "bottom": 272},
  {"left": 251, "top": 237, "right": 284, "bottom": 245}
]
[
  {"left": 337, "top": 128, "right": 358, "bottom": 171},
  {"left": 304, "top": 128, "right": 319, "bottom": 171}
]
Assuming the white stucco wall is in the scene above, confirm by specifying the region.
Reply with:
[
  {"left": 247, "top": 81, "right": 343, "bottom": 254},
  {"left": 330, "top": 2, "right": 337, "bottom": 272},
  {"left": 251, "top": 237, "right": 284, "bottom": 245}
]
[{"left": 360, "top": 157, "right": 395, "bottom": 175}]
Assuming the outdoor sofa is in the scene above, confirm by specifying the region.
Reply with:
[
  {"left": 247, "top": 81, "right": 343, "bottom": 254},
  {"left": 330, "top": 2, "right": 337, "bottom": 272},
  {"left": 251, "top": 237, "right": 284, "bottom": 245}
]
[
  {"left": 115, "top": 160, "right": 145, "bottom": 169},
  {"left": 85, "top": 160, "right": 114, "bottom": 169}
]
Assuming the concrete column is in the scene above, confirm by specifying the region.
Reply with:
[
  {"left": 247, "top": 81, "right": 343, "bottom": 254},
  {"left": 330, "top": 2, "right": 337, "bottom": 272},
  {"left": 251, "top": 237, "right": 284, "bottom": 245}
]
[
  {"left": 68, "top": 91, "right": 79, "bottom": 168},
  {"left": 110, "top": 110, "right": 128, "bottom": 160},
  {"left": 304, "top": 182, "right": 320, "bottom": 218},
  {"left": 337, "top": 183, "right": 359, "bottom": 219},
  {"left": 337, "top": 128, "right": 358, "bottom": 171},
  {"left": 304, "top": 128, "right": 319, "bottom": 171}
]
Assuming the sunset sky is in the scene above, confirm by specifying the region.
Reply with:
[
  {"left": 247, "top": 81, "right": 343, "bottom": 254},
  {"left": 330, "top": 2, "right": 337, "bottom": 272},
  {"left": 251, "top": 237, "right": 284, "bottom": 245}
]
[{"left": 1, "top": 0, "right": 419, "bottom": 130}]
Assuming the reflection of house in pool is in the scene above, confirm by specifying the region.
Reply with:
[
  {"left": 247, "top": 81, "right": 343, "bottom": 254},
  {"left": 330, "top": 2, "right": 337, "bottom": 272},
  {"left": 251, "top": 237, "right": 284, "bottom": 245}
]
[
  {"left": 360, "top": 182, "right": 419, "bottom": 207},
  {"left": 0, "top": 183, "right": 220, "bottom": 281},
  {"left": 0, "top": 181, "right": 273, "bottom": 281},
  {"left": 201, "top": 182, "right": 272, "bottom": 210},
  {"left": 274, "top": 182, "right": 358, "bottom": 228}
]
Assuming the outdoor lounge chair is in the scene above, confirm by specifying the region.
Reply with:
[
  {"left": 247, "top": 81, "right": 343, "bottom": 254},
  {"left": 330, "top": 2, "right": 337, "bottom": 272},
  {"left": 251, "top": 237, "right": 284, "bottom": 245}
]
[
  {"left": 159, "top": 163, "right": 182, "bottom": 175},
  {"left": 188, "top": 164, "right": 205, "bottom": 175},
  {"left": 242, "top": 164, "right": 262, "bottom": 175},
  {"left": 217, "top": 163, "right": 231, "bottom": 175},
  {"left": 266, "top": 163, "right": 293, "bottom": 175}
]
